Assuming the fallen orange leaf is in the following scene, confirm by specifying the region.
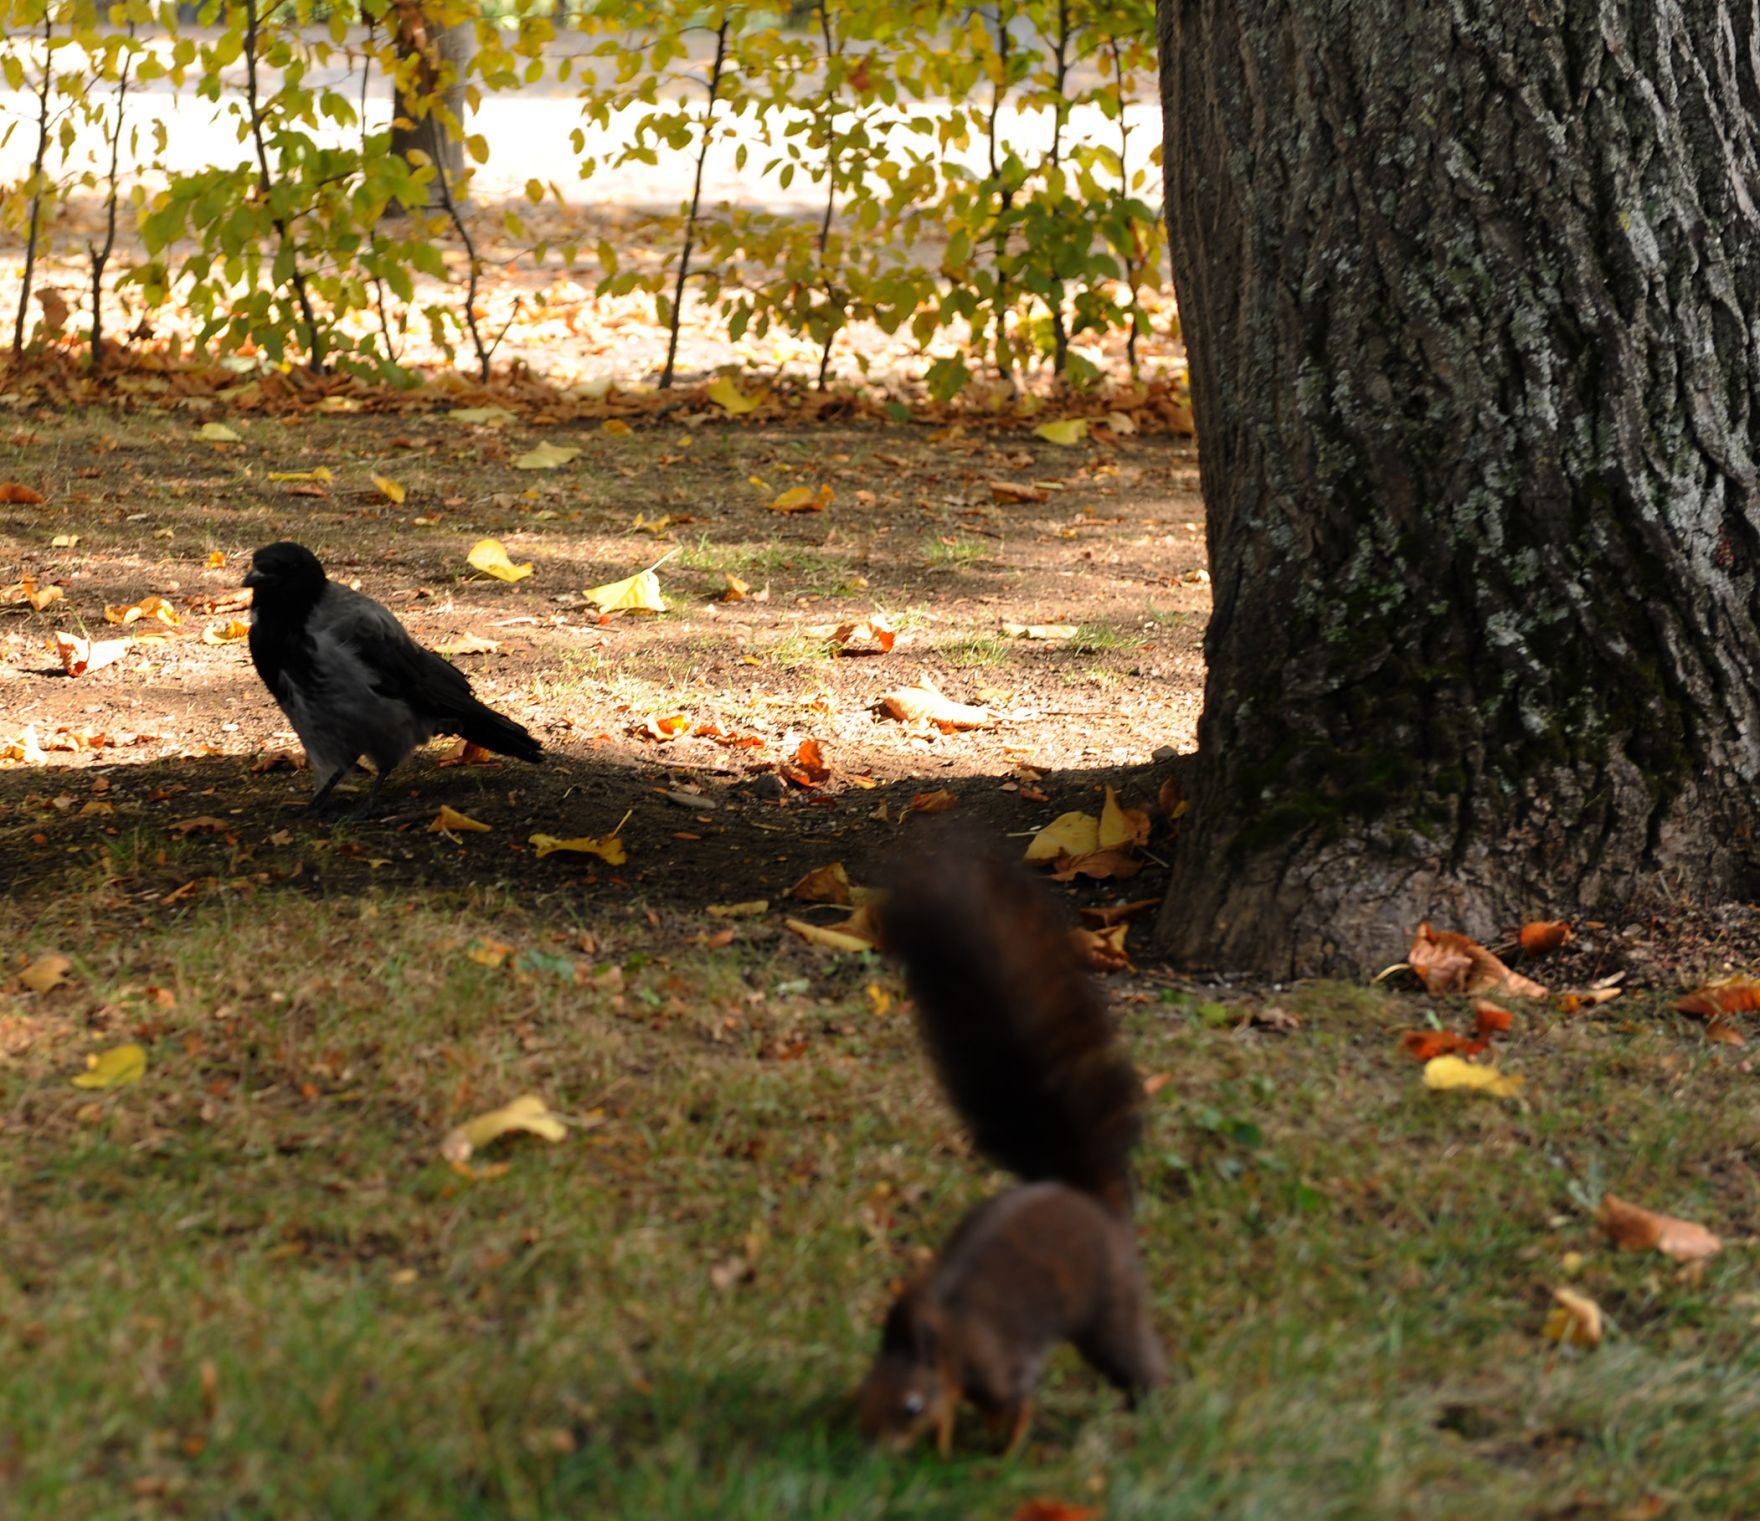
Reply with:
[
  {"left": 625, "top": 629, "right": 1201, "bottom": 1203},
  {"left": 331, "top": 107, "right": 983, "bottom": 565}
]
[
  {"left": 1674, "top": 976, "right": 1760, "bottom": 1019},
  {"left": 1409, "top": 922, "right": 1547, "bottom": 998},
  {"left": 1519, "top": 919, "right": 1573, "bottom": 955},
  {"left": 1472, "top": 1000, "right": 1515, "bottom": 1036},
  {"left": 0, "top": 481, "right": 46, "bottom": 504},
  {"left": 1597, "top": 1193, "right": 1722, "bottom": 1262},
  {"left": 1399, "top": 1029, "right": 1487, "bottom": 1061}
]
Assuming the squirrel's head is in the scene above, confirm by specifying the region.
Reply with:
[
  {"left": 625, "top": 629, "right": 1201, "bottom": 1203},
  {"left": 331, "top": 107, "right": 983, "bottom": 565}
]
[{"left": 856, "top": 1281, "right": 956, "bottom": 1452}]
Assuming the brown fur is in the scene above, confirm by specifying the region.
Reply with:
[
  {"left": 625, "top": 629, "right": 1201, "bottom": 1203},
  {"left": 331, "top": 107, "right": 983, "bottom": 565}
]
[{"left": 859, "top": 851, "right": 1167, "bottom": 1452}]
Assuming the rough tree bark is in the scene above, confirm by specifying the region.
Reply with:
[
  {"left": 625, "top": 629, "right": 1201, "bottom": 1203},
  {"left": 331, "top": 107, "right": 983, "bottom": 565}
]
[
  {"left": 388, "top": 7, "right": 475, "bottom": 214},
  {"left": 1154, "top": 3, "right": 1760, "bottom": 975}
]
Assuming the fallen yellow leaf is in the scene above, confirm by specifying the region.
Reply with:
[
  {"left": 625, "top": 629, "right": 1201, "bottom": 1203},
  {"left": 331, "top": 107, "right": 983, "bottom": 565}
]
[
  {"left": 513, "top": 441, "right": 582, "bottom": 471},
  {"left": 105, "top": 595, "right": 180, "bottom": 627},
  {"left": 267, "top": 467, "right": 334, "bottom": 483},
  {"left": 875, "top": 679, "right": 996, "bottom": 731},
  {"left": 202, "top": 619, "right": 251, "bottom": 644},
  {"left": 1422, "top": 1054, "right": 1524, "bottom": 1098},
  {"left": 584, "top": 568, "right": 666, "bottom": 614},
  {"left": 440, "top": 1094, "right": 567, "bottom": 1164},
  {"left": 706, "top": 900, "right": 770, "bottom": 918},
  {"left": 770, "top": 483, "right": 834, "bottom": 514},
  {"left": 72, "top": 1043, "right": 147, "bottom": 1089},
  {"left": 787, "top": 862, "right": 854, "bottom": 905},
  {"left": 466, "top": 539, "right": 533, "bottom": 583},
  {"left": 1543, "top": 1287, "right": 1604, "bottom": 1348},
  {"left": 18, "top": 953, "right": 73, "bottom": 993},
  {"left": 207, "top": 550, "right": 226, "bottom": 568},
  {"left": 707, "top": 377, "right": 763, "bottom": 414},
  {"left": 448, "top": 406, "right": 515, "bottom": 426},
  {"left": 1025, "top": 811, "right": 1101, "bottom": 863},
  {"left": 429, "top": 804, "right": 491, "bottom": 833},
  {"left": 1034, "top": 418, "right": 1088, "bottom": 446},
  {"left": 529, "top": 832, "right": 628, "bottom": 864},
  {"left": 1098, "top": 785, "right": 1151, "bottom": 849},
  {"left": 372, "top": 473, "right": 407, "bottom": 503},
  {"left": 434, "top": 632, "right": 502, "bottom": 656},
  {"left": 785, "top": 907, "right": 881, "bottom": 954},
  {"left": 199, "top": 422, "right": 242, "bottom": 443},
  {"left": 602, "top": 418, "right": 632, "bottom": 436}
]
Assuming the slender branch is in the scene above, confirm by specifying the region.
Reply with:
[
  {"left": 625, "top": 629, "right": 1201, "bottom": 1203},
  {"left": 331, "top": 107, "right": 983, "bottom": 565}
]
[
  {"left": 986, "top": 2, "right": 1015, "bottom": 385},
  {"left": 660, "top": 12, "right": 730, "bottom": 390},
  {"left": 813, "top": 0, "right": 841, "bottom": 390},
  {"left": 11, "top": 8, "right": 56, "bottom": 359},
  {"left": 429, "top": 133, "right": 491, "bottom": 379},
  {"left": 243, "top": 0, "right": 325, "bottom": 369},
  {"left": 1047, "top": 0, "right": 1070, "bottom": 379},
  {"left": 88, "top": 25, "right": 138, "bottom": 371},
  {"left": 1111, "top": 36, "right": 1144, "bottom": 380}
]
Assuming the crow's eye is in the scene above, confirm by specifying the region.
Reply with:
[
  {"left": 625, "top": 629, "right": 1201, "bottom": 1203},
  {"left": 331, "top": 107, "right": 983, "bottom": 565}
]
[{"left": 902, "top": 1392, "right": 925, "bottom": 1417}]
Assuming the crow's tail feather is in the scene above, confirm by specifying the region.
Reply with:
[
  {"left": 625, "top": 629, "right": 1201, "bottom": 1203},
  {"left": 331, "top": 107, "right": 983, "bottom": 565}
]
[{"left": 456, "top": 702, "right": 542, "bottom": 762}]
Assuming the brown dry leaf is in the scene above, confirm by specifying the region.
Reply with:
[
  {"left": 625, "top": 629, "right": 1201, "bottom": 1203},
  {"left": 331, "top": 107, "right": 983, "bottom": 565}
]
[
  {"left": 1246, "top": 1005, "right": 1303, "bottom": 1033},
  {"left": 720, "top": 573, "right": 750, "bottom": 602},
  {"left": 434, "top": 632, "right": 502, "bottom": 656},
  {"left": 104, "top": 595, "right": 182, "bottom": 627},
  {"left": 435, "top": 740, "right": 496, "bottom": 768},
  {"left": 785, "top": 904, "right": 881, "bottom": 953},
  {"left": 1010, "top": 1502, "right": 1100, "bottom": 1521},
  {"left": 1070, "top": 923, "right": 1131, "bottom": 972},
  {"left": 1674, "top": 975, "right": 1760, "bottom": 1019},
  {"left": 989, "top": 480, "right": 1049, "bottom": 505},
  {"left": 52, "top": 633, "right": 130, "bottom": 677},
  {"left": 907, "top": 789, "right": 958, "bottom": 814},
  {"left": 1399, "top": 1029, "right": 1487, "bottom": 1062},
  {"left": 428, "top": 805, "right": 491, "bottom": 834},
  {"left": 875, "top": 679, "right": 997, "bottom": 731},
  {"left": 18, "top": 953, "right": 73, "bottom": 993},
  {"left": 631, "top": 713, "right": 691, "bottom": 742},
  {"left": 1098, "top": 785, "right": 1151, "bottom": 849},
  {"left": 787, "top": 862, "right": 854, "bottom": 905},
  {"left": 202, "top": 619, "right": 251, "bottom": 644},
  {"left": 1555, "top": 983, "right": 1624, "bottom": 1014},
  {"left": 780, "top": 738, "right": 831, "bottom": 787},
  {"left": 0, "top": 482, "right": 46, "bottom": 504},
  {"left": 250, "top": 749, "right": 300, "bottom": 773},
  {"left": 1, "top": 725, "right": 49, "bottom": 764},
  {"left": 170, "top": 815, "right": 229, "bottom": 835},
  {"left": 832, "top": 614, "right": 897, "bottom": 654},
  {"left": 1409, "top": 922, "right": 1547, "bottom": 998},
  {"left": 1047, "top": 847, "right": 1142, "bottom": 882},
  {"left": 1597, "top": 1193, "right": 1722, "bottom": 1262},
  {"left": 1078, "top": 898, "right": 1162, "bottom": 928},
  {"left": 1472, "top": 1000, "right": 1515, "bottom": 1036},
  {"left": 1706, "top": 1017, "right": 1746, "bottom": 1047},
  {"left": 1543, "top": 1287, "right": 1604, "bottom": 1348},
  {"left": 1519, "top": 919, "right": 1573, "bottom": 955}
]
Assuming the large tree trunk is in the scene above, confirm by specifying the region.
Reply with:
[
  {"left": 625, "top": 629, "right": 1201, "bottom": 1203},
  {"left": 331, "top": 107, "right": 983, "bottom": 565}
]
[
  {"left": 1154, "top": 3, "right": 1760, "bottom": 976},
  {"left": 388, "top": 9, "right": 475, "bottom": 214}
]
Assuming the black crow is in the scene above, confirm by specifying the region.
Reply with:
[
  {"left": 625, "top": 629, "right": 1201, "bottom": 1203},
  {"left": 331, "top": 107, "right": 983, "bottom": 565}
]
[{"left": 244, "top": 541, "right": 541, "bottom": 813}]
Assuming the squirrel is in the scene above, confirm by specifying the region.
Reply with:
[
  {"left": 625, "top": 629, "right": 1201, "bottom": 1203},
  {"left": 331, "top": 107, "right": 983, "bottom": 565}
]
[{"left": 857, "top": 849, "right": 1167, "bottom": 1455}]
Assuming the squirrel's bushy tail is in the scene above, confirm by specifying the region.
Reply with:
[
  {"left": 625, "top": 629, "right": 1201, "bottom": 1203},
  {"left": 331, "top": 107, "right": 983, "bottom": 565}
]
[{"left": 879, "top": 848, "right": 1143, "bottom": 1215}]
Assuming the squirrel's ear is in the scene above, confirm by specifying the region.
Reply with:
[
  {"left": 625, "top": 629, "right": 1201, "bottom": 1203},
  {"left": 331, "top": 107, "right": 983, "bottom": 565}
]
[{"left": 880, "top": 1280, "right": 940, "bottom": 1359}]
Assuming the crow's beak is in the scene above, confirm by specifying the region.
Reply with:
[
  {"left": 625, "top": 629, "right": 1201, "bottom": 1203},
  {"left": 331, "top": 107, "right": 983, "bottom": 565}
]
[{"left": 242, "top": 567, "right": 263, "bottom": 589}]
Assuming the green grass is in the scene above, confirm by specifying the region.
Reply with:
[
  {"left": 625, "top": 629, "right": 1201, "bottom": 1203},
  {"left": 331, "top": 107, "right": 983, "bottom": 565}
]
[
  {"left": 924, "top": 539, "right": 986, "bottom": 570},
  {"left": 5, "top": 893, "right": 1760, "bottom": 1519}
]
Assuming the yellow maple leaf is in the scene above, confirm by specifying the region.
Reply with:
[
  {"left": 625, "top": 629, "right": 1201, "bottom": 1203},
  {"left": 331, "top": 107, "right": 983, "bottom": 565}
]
[
  {"left": 1025, "top": 810, "right": 1101, "bottom": 862},
  {"left": 513, "top": 442, "right": 582, "bottom": 471},
  {"left": 19, "top": 953, "right": 73, "bottom": 993},
  {"left": 440, "top": 1094, "right": 567, "bottom": 1164},
  {"left": 707, "top": 377, "right": 763, "bottom": 415},
  {"left": 428, "top": 804, "right": 491, "bottom": 833},
  {"left": 528, "top": 832, "right": 628, "bottom": 864},
  {"left": 72, "top": 1042, "right": 147, "bottom": 1089},
  {"left": 1033, "top": 418, "right": 1088, "bottom": 446},
  {"left": 466, "top": 539, "right": 533, "bottom": 583},
  {"left": 372, "top": 474, "right": 406, "bottom": 504},
  {"left": 584, "top": 568, "right": 665, "bottom": 614},
  {"left": 1422, "top": 1054, "right": 1524, "bottom": 1098}
]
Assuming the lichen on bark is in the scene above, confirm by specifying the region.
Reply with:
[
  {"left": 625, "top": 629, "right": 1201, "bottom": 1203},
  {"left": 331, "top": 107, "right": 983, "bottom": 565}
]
[{"left": 1154, "top": 1, "right": 1760, "bottom": 975}]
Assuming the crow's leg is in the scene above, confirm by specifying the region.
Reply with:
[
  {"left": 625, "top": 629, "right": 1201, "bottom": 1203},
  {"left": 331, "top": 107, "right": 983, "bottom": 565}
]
[
  {"left": 302, "top": 767, "right": 350, "bottom": 814},
  {"left": 348, "top": 764, "right": 393, "bottom": 818}
]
